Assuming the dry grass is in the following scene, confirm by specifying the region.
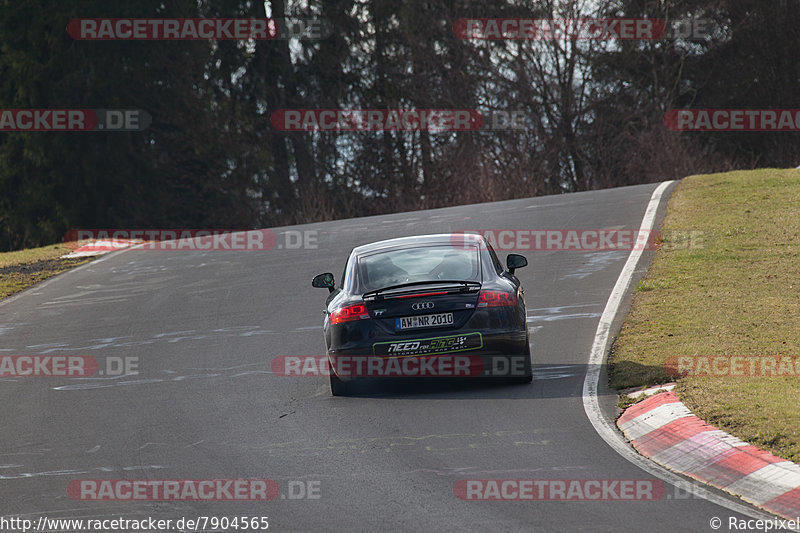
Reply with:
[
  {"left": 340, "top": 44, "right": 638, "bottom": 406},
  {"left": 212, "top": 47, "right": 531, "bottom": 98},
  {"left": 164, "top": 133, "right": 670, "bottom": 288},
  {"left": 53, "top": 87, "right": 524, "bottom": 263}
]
[
  {"left": 0, "top": 243, "right": 91, "bottom": 300},
  {"left": 609, "top": 168, "right": 800, "bottom": 462}
]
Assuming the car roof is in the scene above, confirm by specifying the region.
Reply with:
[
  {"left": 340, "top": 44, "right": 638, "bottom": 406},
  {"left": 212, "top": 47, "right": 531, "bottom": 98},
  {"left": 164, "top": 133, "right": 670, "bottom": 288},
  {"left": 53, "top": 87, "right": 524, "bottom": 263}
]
[{"left": 351, "top": 233, "right": 484, "bottom": 256}]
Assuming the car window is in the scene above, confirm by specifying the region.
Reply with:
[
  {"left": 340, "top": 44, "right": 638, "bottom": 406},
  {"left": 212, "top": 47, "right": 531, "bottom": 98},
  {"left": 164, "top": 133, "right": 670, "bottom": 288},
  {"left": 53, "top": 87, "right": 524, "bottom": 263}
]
[
  {"left": 486, "top": 242, "right": 505, "bottom": 275},
  {"left": 358, "top": 245, "right": 480, "bottom": 290},
  {"left": 340, "top": 256, "right": 349, "bottom": 291}
]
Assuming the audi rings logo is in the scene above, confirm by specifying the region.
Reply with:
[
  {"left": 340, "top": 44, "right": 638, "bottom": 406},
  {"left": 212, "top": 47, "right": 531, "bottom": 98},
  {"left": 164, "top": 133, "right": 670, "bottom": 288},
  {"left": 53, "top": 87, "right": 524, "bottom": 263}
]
[{"left": 411, "top": 302, "right": 435, "bottom": 311}]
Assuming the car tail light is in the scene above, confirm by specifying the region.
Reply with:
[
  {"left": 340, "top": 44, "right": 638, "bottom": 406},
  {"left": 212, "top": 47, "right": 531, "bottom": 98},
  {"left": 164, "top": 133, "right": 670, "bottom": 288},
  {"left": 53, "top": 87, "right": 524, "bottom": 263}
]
[
  {"left": 330, "top": 303, "right": 370, "bottom": 324},
  {"left": 477, "top": 290, "right": 517, "bottom": 308}
]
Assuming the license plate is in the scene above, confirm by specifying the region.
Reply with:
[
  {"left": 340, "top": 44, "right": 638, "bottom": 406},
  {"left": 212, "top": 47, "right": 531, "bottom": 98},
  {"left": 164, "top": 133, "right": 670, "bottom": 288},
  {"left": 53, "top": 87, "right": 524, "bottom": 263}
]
[{"left": 395, "top": 312, "right": 454, "bottom": 330}]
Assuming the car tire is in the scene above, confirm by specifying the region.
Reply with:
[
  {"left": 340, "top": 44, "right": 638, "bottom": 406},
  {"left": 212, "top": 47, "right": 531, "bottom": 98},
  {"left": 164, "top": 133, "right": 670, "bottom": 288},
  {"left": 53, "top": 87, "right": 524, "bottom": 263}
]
[
  {"left": 507, "top": 373, "right": 533, "bottom": 384},
  {"left": 507, "top": 339, "right": 533, "bottom": 384},
  {"left": 329, "top": 373, "right": 351, "bottom": 396}
]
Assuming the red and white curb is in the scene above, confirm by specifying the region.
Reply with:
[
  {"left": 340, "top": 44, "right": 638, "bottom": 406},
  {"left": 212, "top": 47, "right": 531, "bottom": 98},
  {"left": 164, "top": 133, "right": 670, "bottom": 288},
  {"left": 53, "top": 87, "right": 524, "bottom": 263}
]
[
  {"left": 61, "top": 239, "right": 142, "bottom": 258},
  {"left": 618, "top": 391, "right": 800, "bottom": 519}
]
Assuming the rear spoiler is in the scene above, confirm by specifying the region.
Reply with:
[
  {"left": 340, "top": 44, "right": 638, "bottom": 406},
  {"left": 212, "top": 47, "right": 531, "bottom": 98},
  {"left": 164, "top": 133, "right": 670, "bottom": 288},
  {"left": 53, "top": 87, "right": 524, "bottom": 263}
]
[{"left": 363, "top": 280, "right": 481, "bottom": 301}]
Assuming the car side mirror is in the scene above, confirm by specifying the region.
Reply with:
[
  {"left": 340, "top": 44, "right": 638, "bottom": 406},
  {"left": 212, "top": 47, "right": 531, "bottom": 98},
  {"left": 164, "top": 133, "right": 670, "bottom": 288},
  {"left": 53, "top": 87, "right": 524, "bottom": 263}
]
[
  {"left": 312, "top": 272, "right": 336, "bottom": 293},
  {"left": 506, "top": 254, "right": 527, "bottom": 275}
]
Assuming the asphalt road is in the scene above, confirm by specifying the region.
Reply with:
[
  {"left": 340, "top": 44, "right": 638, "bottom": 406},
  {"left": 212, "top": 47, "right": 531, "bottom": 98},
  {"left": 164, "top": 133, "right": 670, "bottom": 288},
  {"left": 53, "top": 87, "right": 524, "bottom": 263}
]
[{"left": 0, "top": 183, "right": 771, "bottom": 532}]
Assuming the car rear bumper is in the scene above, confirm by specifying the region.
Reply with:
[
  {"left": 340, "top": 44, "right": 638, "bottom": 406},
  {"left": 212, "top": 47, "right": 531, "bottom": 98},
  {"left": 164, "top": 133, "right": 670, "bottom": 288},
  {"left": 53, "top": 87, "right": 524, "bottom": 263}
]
[{"left": 327, "top": 330, "right": 530, "bottom": 382}]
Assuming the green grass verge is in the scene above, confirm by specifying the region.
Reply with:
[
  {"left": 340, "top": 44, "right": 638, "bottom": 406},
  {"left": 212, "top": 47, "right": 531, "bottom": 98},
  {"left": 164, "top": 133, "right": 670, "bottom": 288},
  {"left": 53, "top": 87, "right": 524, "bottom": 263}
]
[
  {"left": 609, "top": 168, "right": 800, "bottom": 463},
  {"left": 0, "top": 243, "right": 91, "bottom": 300}
]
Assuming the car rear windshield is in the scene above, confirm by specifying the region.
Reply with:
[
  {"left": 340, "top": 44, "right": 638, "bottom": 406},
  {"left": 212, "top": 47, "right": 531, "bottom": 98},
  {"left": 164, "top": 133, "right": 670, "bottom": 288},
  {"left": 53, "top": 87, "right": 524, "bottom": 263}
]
[{"left": 358, "top": 245, "right": 481, "bottom": 291}]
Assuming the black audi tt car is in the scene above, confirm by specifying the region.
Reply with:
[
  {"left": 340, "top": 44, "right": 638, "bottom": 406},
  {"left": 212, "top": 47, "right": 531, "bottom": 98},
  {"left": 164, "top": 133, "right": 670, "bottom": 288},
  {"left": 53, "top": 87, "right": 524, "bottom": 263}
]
[{"left": 312, "top": 233, "right": 531, "bottom": 395}]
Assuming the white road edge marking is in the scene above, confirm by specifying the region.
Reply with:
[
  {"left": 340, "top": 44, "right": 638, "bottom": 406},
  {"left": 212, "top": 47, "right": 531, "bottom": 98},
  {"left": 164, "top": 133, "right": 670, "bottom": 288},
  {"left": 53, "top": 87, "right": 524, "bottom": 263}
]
[{"left": 582, "top": 181, "right": 776, "bottom": 520}]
